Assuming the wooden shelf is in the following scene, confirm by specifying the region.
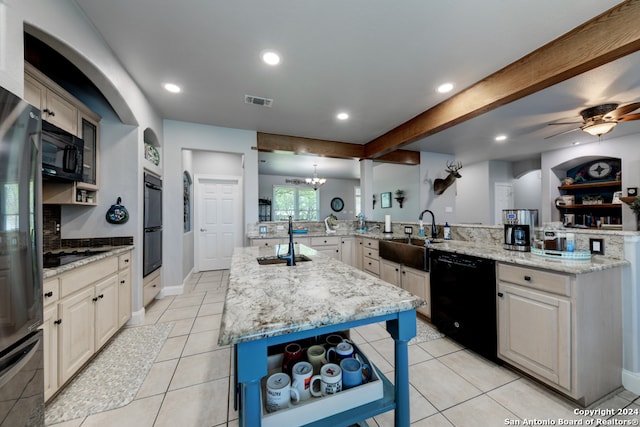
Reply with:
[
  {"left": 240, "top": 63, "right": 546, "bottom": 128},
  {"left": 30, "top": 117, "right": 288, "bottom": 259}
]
[
  {"left": 558, "top": 181, "right": 621, "bottom": 191},
  {"left": 620, "top": 196, "right": 637, "bottom": 205},
  {"left": 561, "top": 203, "right": 621, "bottom": 209}
]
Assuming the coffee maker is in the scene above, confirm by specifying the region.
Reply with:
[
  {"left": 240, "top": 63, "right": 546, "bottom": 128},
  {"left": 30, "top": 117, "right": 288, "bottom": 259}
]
[{"left": 503, "top": 209, "right": 538, "bottom": 252}]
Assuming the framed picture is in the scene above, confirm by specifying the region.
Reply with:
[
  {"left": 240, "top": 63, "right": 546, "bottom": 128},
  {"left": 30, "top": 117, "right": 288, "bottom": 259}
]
[{"left": 381, "top": 192, "right": 392, "bottom": 208}]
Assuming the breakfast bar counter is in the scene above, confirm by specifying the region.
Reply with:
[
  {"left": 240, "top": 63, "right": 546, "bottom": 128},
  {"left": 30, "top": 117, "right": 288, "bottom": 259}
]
[{"left": 218, "top": 244, "right": 425, "bottom": 427}]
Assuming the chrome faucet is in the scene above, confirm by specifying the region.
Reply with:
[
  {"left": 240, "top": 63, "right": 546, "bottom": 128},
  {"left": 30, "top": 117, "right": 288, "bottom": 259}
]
[
  {"left": 278, "top": 216, "right": 296, "bottom": 266},
  {"left": 418, "top": 209, "right": 438, "bottom": 239}
]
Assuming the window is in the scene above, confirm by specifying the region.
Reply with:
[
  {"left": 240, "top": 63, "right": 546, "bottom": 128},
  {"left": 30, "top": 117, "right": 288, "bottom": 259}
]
[{"left": 273, "top": 185, "right": 319, "bottom": 220}]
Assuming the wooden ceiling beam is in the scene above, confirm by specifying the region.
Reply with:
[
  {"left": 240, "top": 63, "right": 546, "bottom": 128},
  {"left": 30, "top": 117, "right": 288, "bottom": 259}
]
[
  {"left": 256, "top": 132, "right": 420, "bottom": 165},
  {"left": 364, "top": 0, "right": 640, "bottom": 158}
]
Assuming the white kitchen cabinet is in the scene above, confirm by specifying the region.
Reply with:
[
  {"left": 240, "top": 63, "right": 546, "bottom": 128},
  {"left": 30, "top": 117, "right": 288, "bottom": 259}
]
[
  {"left": 354, "top": 237, "right": 363, "bottom": 270},
  {"left": 380, "top": 259, "right": 430, "bottom": 318},
  {"left": 25, "top": 61, "right": 102, "bottom": 205},
  {"left": 497, "top": 262, "right": 622, "bottom": 405},
  {"left": 143, "top": 268, "right": 161, "bottom": 307},
  {"left": 117, "top": 252, "right": 132, "bottom": 327},
  {"left": 340, "top": 236, "right": 355, "bottom": 266},
  {"left": 361, "top": 238, "right": 380, "bottom": 277},
  {"left": 59, "top": 286, "right": 95, "bottom": 384},
  {"left": 310, "top": 236, "right": 341, "bottom": 260},
  {"left": 24, "top": 69, "right": 78, "bottom": 135},
  {"left": 42, "top": 277, "right": 60, "bottom": 402},
  {"left": 44, "top": 249, "right": 132, "bottom": 400}
]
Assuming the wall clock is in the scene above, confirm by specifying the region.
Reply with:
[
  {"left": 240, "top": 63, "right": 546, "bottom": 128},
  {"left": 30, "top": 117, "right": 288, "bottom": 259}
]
[
  {"left": 588, "top": 161, "right": 612, "bottom": 179},
  {"left": 330, "top": 197, "right": 344, "bottom": 212}
]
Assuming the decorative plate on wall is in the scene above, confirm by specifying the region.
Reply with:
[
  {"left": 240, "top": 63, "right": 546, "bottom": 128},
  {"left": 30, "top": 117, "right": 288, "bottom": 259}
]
[{"left": 330, "top": 197, "right": 344, "bottom": 212}]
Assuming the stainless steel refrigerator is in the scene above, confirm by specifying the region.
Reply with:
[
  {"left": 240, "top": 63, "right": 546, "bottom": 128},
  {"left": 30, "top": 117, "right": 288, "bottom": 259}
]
[{"left": 0, "top": 85, "right": 44, "bottom": 426}]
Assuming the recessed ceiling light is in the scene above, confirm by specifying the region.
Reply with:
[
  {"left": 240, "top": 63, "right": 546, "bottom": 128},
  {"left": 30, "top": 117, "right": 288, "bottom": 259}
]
[
  {"left": 261, "top": 50, "right": 281, "bottom": 66},
  {"left": 495, "top": 134, "right": 507, "bottom": 141},
  {"left": 164, "top": 83, "right": 181, "bottom": 93},
  {"left": 436, "top": 83, "right": 454, "bottom": 93},
  {"left": 337, "top": 112, "right": 349, "bottom": 120},
  {"left": 573, "top": 141, "right": 581, "bottom": 145}
]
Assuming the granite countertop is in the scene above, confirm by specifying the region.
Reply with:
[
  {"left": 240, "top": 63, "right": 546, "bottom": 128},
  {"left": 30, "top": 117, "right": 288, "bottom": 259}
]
[
  {"left": 425, "top": 240, "right": 628, "bottom": 274},
  {"left": 217, "top": 244, "right": 425, "bottom": 346},
  {"left": 43, "top": 245, "right": 134, "bottom": 278}
]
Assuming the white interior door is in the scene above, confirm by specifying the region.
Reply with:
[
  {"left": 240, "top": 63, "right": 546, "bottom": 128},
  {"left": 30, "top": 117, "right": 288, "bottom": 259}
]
[
  {"left": 196, "top": 176, "right": 243, "bottom": 271},
  {"left": 494, "top": 182, "right": 513, "bottom": 225}
]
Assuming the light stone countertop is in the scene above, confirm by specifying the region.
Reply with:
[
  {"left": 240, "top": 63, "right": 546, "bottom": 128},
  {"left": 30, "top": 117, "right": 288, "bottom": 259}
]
[
  {"left": 43, "top": 245, "right": 134, "bottom": 279},
  {"left": 217, "top": 244, "right": 425, "bottom": 346},
  {"left": 425, "top": 240, "right": 628, "bottom": 274}
]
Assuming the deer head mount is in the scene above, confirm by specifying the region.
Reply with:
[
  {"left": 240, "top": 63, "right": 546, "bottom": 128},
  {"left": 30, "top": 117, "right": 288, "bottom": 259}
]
[{"left": 433, "top": 161, "right": 462, "bottom": 195}]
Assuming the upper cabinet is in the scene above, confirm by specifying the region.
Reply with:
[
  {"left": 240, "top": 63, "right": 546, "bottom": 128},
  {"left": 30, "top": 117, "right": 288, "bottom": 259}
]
[{"left": 24, "top": 62, "right": 101, "bottom": 205}]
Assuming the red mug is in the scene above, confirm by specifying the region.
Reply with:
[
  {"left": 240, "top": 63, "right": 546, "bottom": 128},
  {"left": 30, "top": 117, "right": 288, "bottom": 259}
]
[{"left": 282, "top": 343, "right": 303, "bottom": 377}]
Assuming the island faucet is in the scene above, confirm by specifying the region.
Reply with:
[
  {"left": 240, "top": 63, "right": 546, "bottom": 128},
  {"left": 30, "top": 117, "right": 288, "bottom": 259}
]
[
  {"left": 278, "top": 216, "right": 296, "bottom": 266},
  {"left": 418, "top": 209, "right": 438, "bottom": 239}
]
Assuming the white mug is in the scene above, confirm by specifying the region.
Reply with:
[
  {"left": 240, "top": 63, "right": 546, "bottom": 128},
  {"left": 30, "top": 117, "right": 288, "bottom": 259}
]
[
  {"left": 291, "top": 361, "right": 314, "bottom": 401},
  {"left": 310, "top": 363, "right": 342, "bottom": 397},
  {"left": 265, "top": 372, "right": 300, "bottom": 412}
]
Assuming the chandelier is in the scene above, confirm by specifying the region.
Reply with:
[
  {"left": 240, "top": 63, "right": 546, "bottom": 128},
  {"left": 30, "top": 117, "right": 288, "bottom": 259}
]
[{"left": 305, "top": 164, "right": 326, "bottom": 191}]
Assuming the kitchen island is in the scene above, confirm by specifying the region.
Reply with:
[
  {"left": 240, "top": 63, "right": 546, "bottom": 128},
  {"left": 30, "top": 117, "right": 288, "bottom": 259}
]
[{"left": 218, "top": 244, "right": 425, "bottom": 427}]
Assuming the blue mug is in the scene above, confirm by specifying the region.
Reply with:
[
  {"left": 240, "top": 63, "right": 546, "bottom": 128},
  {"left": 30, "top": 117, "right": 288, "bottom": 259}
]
[{"left": 340, "top": 357, "right": 371, "bottom": 389}]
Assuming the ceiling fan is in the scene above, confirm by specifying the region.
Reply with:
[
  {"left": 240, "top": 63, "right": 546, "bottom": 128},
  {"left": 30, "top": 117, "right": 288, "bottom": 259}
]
[{"left": 546, "top": 102, "right": 640, "bottom": 139}]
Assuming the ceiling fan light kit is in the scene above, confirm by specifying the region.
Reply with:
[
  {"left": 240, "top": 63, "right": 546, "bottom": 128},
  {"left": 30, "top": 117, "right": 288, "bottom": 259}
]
[{"left": 547, "top": 102, "right": 640, "bottom": 139}]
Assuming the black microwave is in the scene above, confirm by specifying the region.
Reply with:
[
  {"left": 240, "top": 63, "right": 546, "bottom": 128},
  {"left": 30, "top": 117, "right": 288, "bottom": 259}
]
[{"left": 41, "top": 121, "right": 84, "bottom": 181}]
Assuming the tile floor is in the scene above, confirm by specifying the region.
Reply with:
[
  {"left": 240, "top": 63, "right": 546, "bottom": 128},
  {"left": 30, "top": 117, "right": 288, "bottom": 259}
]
[{"left": 48, "top": 270, "right": 640, "bottom": 427}]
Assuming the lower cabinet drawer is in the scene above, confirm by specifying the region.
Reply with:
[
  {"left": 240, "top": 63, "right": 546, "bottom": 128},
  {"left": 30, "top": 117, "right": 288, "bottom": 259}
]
[
  {"left": 498, "top": 263, "right": 571, "bottom": 297},
  {"left": 143, "top": 274, "right": 161, "bottom": 306},
  {"left": 363, "top": 258, "right": 380, "bottom": 276}
]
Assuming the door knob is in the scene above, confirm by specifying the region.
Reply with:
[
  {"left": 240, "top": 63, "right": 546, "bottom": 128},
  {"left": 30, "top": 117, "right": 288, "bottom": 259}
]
[{"left": 200, "top": 228, "right": 207, "bottom": 232}]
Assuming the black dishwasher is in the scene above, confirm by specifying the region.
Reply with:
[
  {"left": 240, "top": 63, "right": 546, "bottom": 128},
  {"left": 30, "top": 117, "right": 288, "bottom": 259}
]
[{"left": 430, "top": 250, "right": 499, "bottom": 363}]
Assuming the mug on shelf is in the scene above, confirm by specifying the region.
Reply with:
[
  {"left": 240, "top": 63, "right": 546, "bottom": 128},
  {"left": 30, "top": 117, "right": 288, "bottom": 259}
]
[
  {"left": 324, "top": 334, "right": 345, "bottom": 349},
  {"left": 306, "top": 345, "right": 328, "bottom": 375},
  {"left": 265, "top": 372, "right": 300, "bottom": 413},
  {"left": 327, "top": 341, "right": 354, "bottom": 362},
  {"left": 291, "top": 361, "right": 314, "bottom": 401},
  {"left": 282, "top": 342, "right": 303, "bottom": 377},
  {"left": 310, "top": 363, "right": 342, "bottom": 397},
  {"left": 340, "top": 357, "right": 371, "bottom": 389}
]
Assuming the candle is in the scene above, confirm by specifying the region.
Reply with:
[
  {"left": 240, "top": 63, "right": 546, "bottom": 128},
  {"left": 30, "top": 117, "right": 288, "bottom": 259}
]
[{"left": 385, "top": 215, "right": 391, "bottom": 233}]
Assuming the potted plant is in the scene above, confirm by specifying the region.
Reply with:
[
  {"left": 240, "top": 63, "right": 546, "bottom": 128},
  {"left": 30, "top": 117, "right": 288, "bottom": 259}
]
[
  {"left": 394, "top": 189, "right": 405, "bottom": 208},
  {"left": 629, "top": 196, "right": 640, "bottom": 229}
]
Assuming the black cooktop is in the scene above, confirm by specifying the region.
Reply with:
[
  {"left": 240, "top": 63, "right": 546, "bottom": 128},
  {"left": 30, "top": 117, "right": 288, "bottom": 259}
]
[{"left": 43, "top": 250, "right": 108, "bottom": 268}]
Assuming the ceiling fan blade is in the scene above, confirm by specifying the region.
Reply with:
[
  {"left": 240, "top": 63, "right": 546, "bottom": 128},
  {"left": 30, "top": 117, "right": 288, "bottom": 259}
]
[
  {"left": 618, "top": 112, "right": 640, "bottom": 122},
  {"left": 544, "top": 127, "right": 581, "bottom": 140},
  {"left": 605, "top": 102, "right": 640, "bottom": 120},
  {"left": 548, "top": 121, "right": 583, "bottom": 125}
]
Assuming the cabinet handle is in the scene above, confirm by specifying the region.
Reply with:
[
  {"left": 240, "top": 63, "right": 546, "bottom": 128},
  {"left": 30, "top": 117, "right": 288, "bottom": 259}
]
[
  {"left": 44, "top": 291, "right": 53, "bottom": 298},
  {"left": 153, "top": 284, "right": 157, "bottom": 287},
  {"left": 395, "top": 268, "right": 399, "bottom": 272},
  {"left": 402, "top": 271, "right": 406, "bottom": 275},
  {"left": 497, "top": 292, "right": 504, "bottom": 298},
  {"left": 43, "top": 108, "right": 55, "bottom": 117},
  {"left": 92, "top": 297, "right": 99, "bottom": 302},
  {"left": 368, "top": 262, "right": 372, "bottom": 266},
  {"left": 524, "top": 275, "right": 532, "bottom": 281},
  {"left": 54, "top": 319, "right": 62, "bottom": 325},
  {"left": 125, "top": 259, "right": 129, "bottom": 263},
  {"left": 99, "top": 294, "right": 104, "bottom": 299},
  {"left": 121, "top": 280, "right": 126, "bottom": 284}
]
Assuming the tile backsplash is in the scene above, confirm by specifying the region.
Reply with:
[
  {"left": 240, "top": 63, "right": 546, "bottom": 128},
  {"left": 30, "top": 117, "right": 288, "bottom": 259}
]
[{"left": 42, "top": 205, "right": 133, "bottom": 252}]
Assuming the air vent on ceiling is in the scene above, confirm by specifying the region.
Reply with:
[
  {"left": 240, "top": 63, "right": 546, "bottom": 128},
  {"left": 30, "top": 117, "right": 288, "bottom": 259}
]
[{"left": 244, "top": 95, "right": 273, "bottom": 107}]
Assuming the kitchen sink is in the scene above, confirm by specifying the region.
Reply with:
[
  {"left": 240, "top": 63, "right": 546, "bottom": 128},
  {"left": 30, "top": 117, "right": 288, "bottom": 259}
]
[
  {"left": 379, "top": 238, "right": 431, "bottom": 271},
  {"left": 256, "top": 254, "right": 312, "bottom": 265}
]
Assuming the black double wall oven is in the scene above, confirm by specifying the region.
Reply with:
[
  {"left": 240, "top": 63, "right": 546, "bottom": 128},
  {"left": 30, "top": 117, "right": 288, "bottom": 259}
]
[{"left": 143, "top": 173, "right": 162, "bottom": 277}]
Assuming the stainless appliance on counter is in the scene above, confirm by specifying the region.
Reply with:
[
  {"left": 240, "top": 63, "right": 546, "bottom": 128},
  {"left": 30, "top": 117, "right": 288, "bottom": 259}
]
[
  {"left": 0, "top": 86, "right": 44, "bottom": 426},
  {"left": 503, "top": 209, "right": 538, "bottom": 252},
  {"left": 143, "top": 172, "right": 162, "bottom": 277}
]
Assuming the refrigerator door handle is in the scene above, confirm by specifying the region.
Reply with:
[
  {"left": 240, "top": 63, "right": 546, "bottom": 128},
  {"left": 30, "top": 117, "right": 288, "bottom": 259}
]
[{"left": 0, "top": 334, "right": 40, "bottom": 389}]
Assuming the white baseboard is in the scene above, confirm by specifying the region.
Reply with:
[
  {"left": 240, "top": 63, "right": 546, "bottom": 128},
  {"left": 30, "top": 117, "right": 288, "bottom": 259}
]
[
  {"left": 160, "top": 284, "right": 184, "bottom": 297},
  {"left": 622, "top": 369, "right": 640, "bottom": 396},
  {"left": 128, "top": 307, "right": 145, "bottom": 326}
]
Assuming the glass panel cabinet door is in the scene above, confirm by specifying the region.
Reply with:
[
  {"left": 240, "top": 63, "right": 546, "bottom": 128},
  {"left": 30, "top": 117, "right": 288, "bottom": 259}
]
[{"left": 81, "top": 118, "right": 97, "bottom": 185}]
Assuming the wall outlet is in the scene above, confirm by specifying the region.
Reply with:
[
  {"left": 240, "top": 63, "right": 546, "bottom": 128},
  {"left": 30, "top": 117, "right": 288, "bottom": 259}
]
[
  {"left": 445, "top": 206, "right": 453, "bottom": 213},
  {"left": 259, "top": 226, "right": 267, "bottom": 234},
  {"left": 276, "top": 225, "right": 284, "bottom": 231},
  {"left": 404, "top": 226, "right": 413, "bottom": 235},
  {"left": 589, "top": 238, "right": 604, "bottom": 255}
]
